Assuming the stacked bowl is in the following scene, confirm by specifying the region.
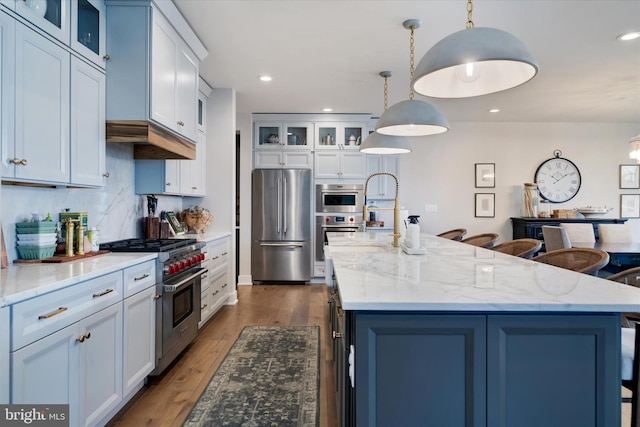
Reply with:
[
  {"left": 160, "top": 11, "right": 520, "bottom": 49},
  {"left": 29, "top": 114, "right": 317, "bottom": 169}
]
[{"left": 16, "top": 222, "right": 58, "bottom": 260}]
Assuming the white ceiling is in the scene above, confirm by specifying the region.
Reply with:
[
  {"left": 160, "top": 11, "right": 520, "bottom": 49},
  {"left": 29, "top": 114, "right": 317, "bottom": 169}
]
[{"left": 174, "top": 0, "right": 640, "bottom": 123}]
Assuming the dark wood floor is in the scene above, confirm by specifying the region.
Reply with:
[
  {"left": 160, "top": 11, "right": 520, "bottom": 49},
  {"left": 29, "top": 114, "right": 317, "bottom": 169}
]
[{"left": 107, "top": 284, "right": 338, "bottom": 427}]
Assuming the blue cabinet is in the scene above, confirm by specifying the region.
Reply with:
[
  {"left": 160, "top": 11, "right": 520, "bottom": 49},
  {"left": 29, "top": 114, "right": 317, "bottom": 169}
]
[{"left": 349, "top": 312, "right": 620, "bottom": 427}]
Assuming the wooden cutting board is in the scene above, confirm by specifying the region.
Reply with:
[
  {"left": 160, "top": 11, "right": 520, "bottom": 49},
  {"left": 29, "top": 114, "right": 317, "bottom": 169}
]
[{"left": 13, "top": 250, "right": 110, "bottom": 264}]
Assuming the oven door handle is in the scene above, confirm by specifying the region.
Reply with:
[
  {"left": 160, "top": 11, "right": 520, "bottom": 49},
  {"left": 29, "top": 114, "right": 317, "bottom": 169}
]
[
  {"left": 163, "top": 268, "right": 207, "bottom": 293},
  {"left": 260, "top": 242, "right": 304, "bottom": 248}
]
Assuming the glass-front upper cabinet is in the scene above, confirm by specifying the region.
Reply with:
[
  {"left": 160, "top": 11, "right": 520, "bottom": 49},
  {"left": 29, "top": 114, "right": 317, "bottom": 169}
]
[
  {"left": 283, "top": 123, "right": 312, "bottom": 149},
  {"left": 315, "top": 122, "right": 366, "bottom": 150},
  {"left": 71, "top": 0, "right": 106, "bottom": 69},
  {"left": 254, "top": 122, "right": 313, "bottom": 149},
  {"left": 14, "top": 0, "right": 71, "bottom": 44}
]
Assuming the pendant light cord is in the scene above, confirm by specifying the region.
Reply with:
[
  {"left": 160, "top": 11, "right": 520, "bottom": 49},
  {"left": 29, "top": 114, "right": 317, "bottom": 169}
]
[
  {"left": 409, "top": 25, "right": 415, "bottom": 100},
  {"left": 466, "top": 0, "right": 475, "bottom": 29},
  {"left": 383, "top": 75, "right": 389, "bottom": 111}
]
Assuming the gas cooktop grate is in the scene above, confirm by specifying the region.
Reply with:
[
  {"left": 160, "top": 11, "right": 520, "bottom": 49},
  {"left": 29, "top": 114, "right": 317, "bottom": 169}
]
[{"left": 100, "top": 238, "right": 198, "bottom": 252}]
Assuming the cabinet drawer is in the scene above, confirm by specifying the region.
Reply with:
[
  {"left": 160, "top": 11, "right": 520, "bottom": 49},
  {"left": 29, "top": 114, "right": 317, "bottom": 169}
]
[
  {"left": 123, "top": 260, "right": 156, "bottom": 298},
  {"left": 11, "top": 271, "right": 123, "bottom": 351},
  {"left": 210, "top": 270, "right": 228, "bottom": 307},
  {"left": 208, "top": 238, "right": 229, "bottom": 274}
]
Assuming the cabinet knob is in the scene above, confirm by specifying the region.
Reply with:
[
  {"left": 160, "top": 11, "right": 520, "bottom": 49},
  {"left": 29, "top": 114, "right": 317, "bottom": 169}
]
[
  {"left": 154, "top": 294, "right": 162, "bottom": 300},
  {"left": 177, "top": 121, "right": 185, "bottom": 126},
  {"left": 103, "top": 54, "right": 110, "bottom": 60},
  {"left": 103, "top": 172, "right": 110, "bottom": 178},
  {"left": 166, "top": 182, "right": 171, "bottom": 186}
]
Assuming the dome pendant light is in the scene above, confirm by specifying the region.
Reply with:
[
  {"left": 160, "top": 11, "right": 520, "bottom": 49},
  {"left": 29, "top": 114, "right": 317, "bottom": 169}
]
[
  {"left": 360, "top": 71, "right": 412, "bottom": 154},
  {"left": 375, "top": 19, "right": 449, "bottom": 137},
  {"left": 411, "top": 0, "right": 539, "bottom": 98}
]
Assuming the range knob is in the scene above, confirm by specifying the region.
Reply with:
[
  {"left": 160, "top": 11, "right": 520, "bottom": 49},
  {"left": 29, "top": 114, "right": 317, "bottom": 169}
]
[
  {"left": 199, "top": 253, "right": 205, "bottom": 262},
  {"left": 180, "top": 260, "right": 187, "bottom": 269}
]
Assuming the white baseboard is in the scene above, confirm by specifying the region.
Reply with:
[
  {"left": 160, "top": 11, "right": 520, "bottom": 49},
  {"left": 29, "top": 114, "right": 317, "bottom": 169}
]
[{"left": 237, "top": 274, "right": 253, "bottom": 285}]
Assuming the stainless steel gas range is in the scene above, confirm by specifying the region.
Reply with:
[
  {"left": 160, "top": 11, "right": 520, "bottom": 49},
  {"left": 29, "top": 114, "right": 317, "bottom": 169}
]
[{"left": 100, "top": 238, "right": 207, "bottom": 375}]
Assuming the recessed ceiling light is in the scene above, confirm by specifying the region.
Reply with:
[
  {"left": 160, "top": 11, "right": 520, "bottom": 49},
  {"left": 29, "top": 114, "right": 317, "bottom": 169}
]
[
  {"left": 488, "top": 108, "right": 500, "bottom": 113},
  {"left": 617, "top": 31, "right": 640, "bottom": 41},
  {"left": 259, "top": 75, "right": 272, "bottom": 82},
  {"left": 323, "top": 108, "right": 332, "bottom": 112}
]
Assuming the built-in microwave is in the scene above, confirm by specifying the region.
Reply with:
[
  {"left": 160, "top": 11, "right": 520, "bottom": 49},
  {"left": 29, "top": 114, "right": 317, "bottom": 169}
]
[{"left": 316, "top": 184, "right": 364, "bottom": 213}]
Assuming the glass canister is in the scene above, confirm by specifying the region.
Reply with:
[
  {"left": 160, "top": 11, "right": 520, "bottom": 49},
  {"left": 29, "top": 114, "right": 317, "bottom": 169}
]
[
  {"left": 523, "top": 183, "right": 539, "bottom": 217},
  {"left": 538, "top": 200, "right": 551, "bottom": 218}
]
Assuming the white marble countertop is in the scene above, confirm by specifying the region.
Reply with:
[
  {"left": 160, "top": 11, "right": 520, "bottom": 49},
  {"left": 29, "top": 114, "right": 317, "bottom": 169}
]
[
  {"left": 0, "top": 253, "right": 157, "bottom": 307},
  {"left": 326, "top": 232, "right": 640, "bottom": 312}
]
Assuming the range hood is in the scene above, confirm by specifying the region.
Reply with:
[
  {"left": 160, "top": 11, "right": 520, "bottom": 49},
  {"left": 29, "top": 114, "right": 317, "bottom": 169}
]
[{"left": 106, "top": 120, "right": 196, "bottom": 160}]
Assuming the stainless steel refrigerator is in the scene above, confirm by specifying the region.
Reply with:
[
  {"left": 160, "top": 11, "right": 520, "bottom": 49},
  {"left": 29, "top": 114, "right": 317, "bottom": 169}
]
[{"left": 252, "top": 169, "right": 311, "bottom": 282}]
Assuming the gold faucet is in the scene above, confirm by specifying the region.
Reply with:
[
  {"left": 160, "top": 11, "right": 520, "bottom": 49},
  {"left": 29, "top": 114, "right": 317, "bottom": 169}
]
[{"left": 364, "top": 172, "right": 401, "bottom": 247}]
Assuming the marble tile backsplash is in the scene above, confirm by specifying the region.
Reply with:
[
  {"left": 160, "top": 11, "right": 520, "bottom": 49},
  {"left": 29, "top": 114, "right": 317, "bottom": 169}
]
[{"left": 1, "top": 143, "right": 187, "bottom": 263}]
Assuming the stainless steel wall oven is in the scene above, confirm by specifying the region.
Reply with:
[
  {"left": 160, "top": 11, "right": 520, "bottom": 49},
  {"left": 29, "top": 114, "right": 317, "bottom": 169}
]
[
  {"left": 315, "top": 214, "right": 365, "bottom": 262},
  {"left": 316, "top": 184, "right": 364, "bottom": 213}
]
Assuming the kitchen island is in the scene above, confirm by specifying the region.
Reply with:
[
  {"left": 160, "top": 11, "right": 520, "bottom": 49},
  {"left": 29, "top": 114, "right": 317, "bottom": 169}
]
[{"left": 325, "top": 232, "right": 640, "bottom": 427}]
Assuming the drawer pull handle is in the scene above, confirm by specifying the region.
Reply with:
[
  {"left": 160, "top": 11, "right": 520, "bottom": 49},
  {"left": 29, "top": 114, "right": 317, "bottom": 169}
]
[
  {"left": 221, "top": 283, "right": 228, "bottom": 288},
  {"left": 134, "top": 273, "right": 149, "bottom": 281},
  {"left": 93, "top": 288, "right": 114, "bottom": 298},
  {"left": 212, "top": 256, "right": 220, "bottom": 260},
  {"left": 76, "top": 332, "right": 91, "bottom": 343},
  {"left": 201, "top": 304, "right": 208, "bottom": 309},
  {"left": 202, "top": 274, "right": 208, "bottom": 280},
  {"left": 332, "top": 331, "right": 343, "bottom": 339},
  {"left": 212, "top": 290, "right": 219, "bottom": 296},
  {"left": 38, "top": 306, "right": 68, "bottom": 319},
  {"left": 221, "top": 252, "right": 228, "bottom": 256}
]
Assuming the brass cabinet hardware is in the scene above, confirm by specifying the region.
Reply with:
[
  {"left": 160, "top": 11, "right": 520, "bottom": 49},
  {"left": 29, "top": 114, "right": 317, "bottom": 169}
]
[
  {"left": 10, "top": 158, "right": 27, "bottom": 165},
  {"left": 134, "top": 273, "right": 149, "bottom": 281},
  {"left": 212, "top": 290, "right": 219, "bottom": 296},
  {"left": 38, "top": 306, "right": 68, "bottom": 319},
  {"left": 154, "top": 294, "right": 162, "bottom": 300},
  {"left": 192, "top": 186, "right": 197, "bottom": 190},
  {"left": 222, "top": 252, "right": 228, "bottom": 256},
  {"left": 332, "top": 331, "right": 343, "bottom": 339},
  {"left": 103, "top": 172, "right": 110, "bottom": 177},
  {"left": 92, "top": 288, "right": 113, "bottom": 298},
  {"left": 166, "top": 182, "right": 171, "bottom": 186},
  {"left": 221, "top": 283, "right": 228, "bottom": 288},
  {"left": 103, "top": 54, "right": 110, "bottom": 60},
  {"left": 177, "top": 121, "right": 185, "bottom": 126},
  {"left": 212, "top": 256, "right": 219, "bottom": 260},
  {"left": 201, "top": 304, "right": 207, "bottom": 309},
  {"left": 75, "top": 332, "right": 91, "bottom": 343}
]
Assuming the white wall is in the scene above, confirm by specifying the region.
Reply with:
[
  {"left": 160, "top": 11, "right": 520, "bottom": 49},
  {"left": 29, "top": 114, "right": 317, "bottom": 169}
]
[
  {"left": 236, "top": 112, "right": 253, "bottom": 285},
  {"left": 397, "top": 122, "right": 640, "bottom": 239}
]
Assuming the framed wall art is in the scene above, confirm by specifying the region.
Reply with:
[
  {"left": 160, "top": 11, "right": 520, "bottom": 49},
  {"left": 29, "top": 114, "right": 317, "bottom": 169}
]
[
  {"left": 475, "top": 163, "right": 495, "bottom": 188},
  {"left": 620, "top": 164, "right": 640, "bottom": 189},
  {"left": 475, "top": 193, "right": 495, "bottom": 218},
  {"left": 620, "top": 194, "right": 640, "bottom": 218}
]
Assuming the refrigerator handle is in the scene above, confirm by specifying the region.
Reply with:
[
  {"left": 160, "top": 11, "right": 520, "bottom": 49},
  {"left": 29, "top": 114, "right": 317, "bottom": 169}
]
[
  {"left": 277, "top": 177, "right": 281, "bottom": 234},
  {"left": 283, "top": 177, "right": 288, "bottom": 234}
]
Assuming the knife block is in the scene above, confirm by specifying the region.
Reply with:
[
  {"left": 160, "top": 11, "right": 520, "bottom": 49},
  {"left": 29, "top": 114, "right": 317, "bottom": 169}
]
[
  {"left": 160, "top": 222, "right": 170, "bottom": 239},
  {"left": 145, "top": 217, "right": 160, "bottom": 239}
]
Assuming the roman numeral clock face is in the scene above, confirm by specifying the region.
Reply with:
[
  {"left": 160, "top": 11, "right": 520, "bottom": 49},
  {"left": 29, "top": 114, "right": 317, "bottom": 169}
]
[{"left": 534, "top": 156, "right": 581, "bottom": 203}]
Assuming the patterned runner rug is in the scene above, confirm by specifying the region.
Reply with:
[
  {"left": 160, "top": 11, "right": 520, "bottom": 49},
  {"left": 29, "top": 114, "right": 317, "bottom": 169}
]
[{"left": 183, "top": 326, "right": 320, "bottom": 427}]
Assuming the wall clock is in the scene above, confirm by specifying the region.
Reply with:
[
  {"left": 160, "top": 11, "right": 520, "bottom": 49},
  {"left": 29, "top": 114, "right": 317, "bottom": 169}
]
[{"left": 534, "top": 150, "right": 581, "bottom": 203}]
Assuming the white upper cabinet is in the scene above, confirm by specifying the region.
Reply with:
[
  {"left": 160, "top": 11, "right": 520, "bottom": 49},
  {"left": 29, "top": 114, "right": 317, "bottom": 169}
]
[
  {"left": 10, "top": 19, "right": 70, "bottom": 184},
  {"left": 0, "top": 12, "right": 15, "bottom": 181},
  {"left": 151, "top": 6, "right": 198, "bottom": 142},
  {"left": 365, "top": 155, "right": 399, "bottom": 199},
  {"left": 70, "top": 0, "right": 107, "bottom": 69},
  {"left": 106, "top": 0, "right": 206, "bottom": 146},
  {"left": 13, "top": 0, "right": 71, "bottom": 44},
  {"left": 254, "top": 122, "right": 313, "bottom": 150},
  {"left": 70, "top": 55, "right": 105, "bottom": 186}
]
